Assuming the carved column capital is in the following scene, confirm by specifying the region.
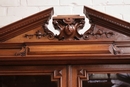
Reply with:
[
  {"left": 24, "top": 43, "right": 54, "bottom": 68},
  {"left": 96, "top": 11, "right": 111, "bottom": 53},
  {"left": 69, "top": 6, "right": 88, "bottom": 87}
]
[{"left": 53, "top": 15, "right": 85, "bottom": 40}]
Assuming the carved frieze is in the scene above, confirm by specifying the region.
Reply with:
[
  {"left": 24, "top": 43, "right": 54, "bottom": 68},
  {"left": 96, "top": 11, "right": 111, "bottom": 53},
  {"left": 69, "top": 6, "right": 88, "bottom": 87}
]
[{"left": 25, "top": 30, "right": 45, "bottom": 39}]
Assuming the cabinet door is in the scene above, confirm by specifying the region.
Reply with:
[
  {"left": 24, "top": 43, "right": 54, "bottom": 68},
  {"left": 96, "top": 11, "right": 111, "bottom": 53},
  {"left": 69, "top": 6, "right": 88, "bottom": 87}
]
[
  {"left": 72, "top": 65, "right": 130, "bottom": 87},
  {"left": 0, "top": 65, "right": 67, "bottom": 87}
]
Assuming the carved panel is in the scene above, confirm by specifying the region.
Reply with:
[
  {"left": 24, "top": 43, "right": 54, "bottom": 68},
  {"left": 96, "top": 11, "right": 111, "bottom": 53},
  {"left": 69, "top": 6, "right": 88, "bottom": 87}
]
[{"left": 27, "top": 44, "right": 112, "bottom": 55}]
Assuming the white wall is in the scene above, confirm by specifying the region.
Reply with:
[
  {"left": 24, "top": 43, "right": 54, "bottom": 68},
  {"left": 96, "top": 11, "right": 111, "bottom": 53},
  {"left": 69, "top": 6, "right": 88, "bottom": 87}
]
[{"left": 0, "top": 0, "right": 130, "bottom": 28}]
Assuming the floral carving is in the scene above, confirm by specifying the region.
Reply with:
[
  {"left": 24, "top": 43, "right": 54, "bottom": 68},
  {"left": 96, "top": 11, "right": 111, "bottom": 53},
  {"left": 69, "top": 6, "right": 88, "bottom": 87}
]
[
  {"left": 25, "top": 30, "right": 46, "bottom": 39},
  {"left": 83, "top": 24, "right": 114, "bottom": 40},
  {"left": 25, "top": 23, "right": 55, "bottom": 39}
]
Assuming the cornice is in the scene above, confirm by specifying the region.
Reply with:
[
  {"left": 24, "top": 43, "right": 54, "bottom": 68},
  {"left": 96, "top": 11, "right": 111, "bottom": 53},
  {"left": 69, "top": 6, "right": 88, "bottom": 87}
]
[
  {"left": 0, "top": 7, "right": 54, "bottom": 42},
  {"left": 84, "top": 6, "right": 130, "bottom": 36}
]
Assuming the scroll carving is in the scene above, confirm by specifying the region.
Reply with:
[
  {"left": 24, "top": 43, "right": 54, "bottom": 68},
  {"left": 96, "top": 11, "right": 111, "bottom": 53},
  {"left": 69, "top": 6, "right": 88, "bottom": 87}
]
[
  {"left": 15, "top": 46, "right": 26, "bottom": 56},
  {"left": 78, "top": 69, "right": 88, "bottom": 87},
  {"left": 53, "top": 15, "right": 85, "bottom": 40},
  {"left": 42, "top": 23, "right": 55, "bottom": 40}
]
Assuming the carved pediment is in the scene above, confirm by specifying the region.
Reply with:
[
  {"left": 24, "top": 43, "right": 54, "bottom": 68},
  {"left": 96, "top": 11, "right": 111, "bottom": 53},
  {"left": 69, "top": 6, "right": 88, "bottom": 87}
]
[
  {"left": 0, "top": 6, "right": 130, "bottom": 64},
  {"left": 0, "top": 6, "right": 129, "bottom": 43}
]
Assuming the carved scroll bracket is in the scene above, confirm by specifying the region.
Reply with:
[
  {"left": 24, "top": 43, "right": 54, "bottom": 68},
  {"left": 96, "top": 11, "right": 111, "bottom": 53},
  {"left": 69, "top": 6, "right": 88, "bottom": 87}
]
[
  {"left": 111, "top": 44, "right": 121, "bottom": 55},
  {"left": 52, "top": 15, "right": 85, "bottom": 40},
  {"left": 15, "top": 46, "right": 26, "bottom": 56},
  {"left": 42, "top": 22, "right": 55, "bottom": 40}
]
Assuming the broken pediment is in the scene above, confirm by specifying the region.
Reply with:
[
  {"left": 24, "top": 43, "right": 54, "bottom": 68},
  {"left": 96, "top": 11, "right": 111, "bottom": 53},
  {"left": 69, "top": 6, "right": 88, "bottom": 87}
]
[
  {"left": 0, "top": 6, "right": 130, "bottom": 42},
  {"left": 0, "top": 6, "right": 129, "bottom": 43},
  {"left": 0, "top": 6, "right": 130, "bottom": 64}
]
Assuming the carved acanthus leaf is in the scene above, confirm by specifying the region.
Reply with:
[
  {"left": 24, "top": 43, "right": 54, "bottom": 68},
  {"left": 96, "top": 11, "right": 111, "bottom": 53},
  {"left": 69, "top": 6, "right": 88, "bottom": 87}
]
[{"left": 53, "top": 15, "right": 85, "bottom": 40}]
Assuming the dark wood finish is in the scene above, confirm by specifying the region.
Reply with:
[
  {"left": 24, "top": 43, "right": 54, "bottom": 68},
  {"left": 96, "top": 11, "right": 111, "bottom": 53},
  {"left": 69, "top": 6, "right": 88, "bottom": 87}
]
[{"left": 0, "top": 6, "right": 130, "bottom": 87}]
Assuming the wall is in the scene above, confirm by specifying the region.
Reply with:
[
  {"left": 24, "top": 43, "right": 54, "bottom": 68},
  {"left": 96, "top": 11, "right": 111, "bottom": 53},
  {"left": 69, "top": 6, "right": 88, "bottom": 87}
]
[{"left": 0, "top": 0, "right": 130, "bottom": 28}]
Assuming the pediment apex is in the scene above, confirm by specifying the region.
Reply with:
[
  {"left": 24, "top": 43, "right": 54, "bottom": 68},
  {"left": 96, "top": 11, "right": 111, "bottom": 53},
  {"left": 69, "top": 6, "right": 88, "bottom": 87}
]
[{"left": 84, "top": 6, "right": 130, "bottom": 36}]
